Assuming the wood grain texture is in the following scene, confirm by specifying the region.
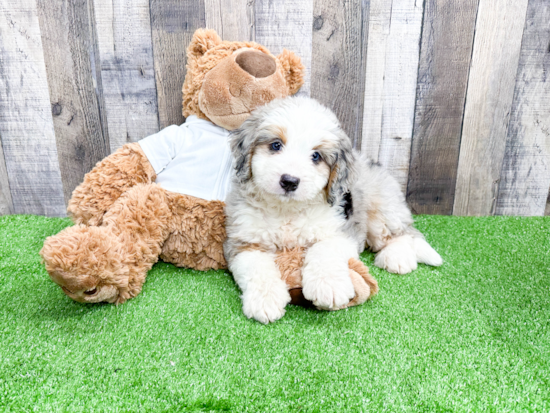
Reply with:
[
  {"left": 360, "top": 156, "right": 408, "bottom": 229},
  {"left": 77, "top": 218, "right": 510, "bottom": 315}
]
[
  {"left": 255, "top": 0, "right": 313, "bottom": 96},
  {"left": 0, "top": 141, "right": 14, "bottom": 215},
  {"left": 150, "top": 0, "right": 205, "bottom": 129},
  {"left": 360, "top": 0, "right": 392, "bottom": 161},
  {"left": 204, "top": 0, "right": 253, "bottom": 41},
  {"left": 0, "top": 0, "right": 66, "bottom": 216},
  {"left": 495, "top": 0, "right": 550, "bottom": 216},
  {"left": 361, "top": 0, "right": 423, "bottom": 191},
  {"left": 37, "top": 0, "right": 109, "bottom": 204},
  {"left": 311, "top": 0, "right": 369, "bottom": 148},
  {"left": 406, "top": 0, "right": 479, "bottom": 215},
  {"left": 92, "top": 0, "right": 160, "bottom": 152},
  {"left": 453, "top": 0, "right": 529, "bottom": 216}
]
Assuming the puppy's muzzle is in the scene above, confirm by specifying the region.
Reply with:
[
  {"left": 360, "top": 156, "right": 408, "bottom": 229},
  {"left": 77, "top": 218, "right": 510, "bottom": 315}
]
[{"left": 279, "top": 174, "right": 300, "bottom": 192}]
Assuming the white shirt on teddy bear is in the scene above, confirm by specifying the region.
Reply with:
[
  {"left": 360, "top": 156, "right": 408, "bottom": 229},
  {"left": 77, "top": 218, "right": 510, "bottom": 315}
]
[{"left": 138, "top": 115, "right": 232, "bottom": 201}]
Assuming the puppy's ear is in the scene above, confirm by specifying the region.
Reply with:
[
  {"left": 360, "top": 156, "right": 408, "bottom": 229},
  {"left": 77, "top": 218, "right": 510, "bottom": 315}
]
[
  {"left": 325, "top": 132, "right": 356, "bottom": 206},
  {"left": 230, "top": 125, "right": 255, "bottom": 183}
]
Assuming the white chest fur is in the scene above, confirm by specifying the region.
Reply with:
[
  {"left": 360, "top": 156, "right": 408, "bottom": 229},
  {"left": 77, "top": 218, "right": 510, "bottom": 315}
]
[{"left": 226, "top": 193, "right": 349, "bottom": 250}]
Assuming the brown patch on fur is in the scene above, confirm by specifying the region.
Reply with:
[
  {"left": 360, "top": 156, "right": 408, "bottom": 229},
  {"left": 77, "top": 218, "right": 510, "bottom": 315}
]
[
  {"left": 235, "top": 243, "right": 270, "bottom": 254},
  {"left": 267, "top": 125, "right": 287, "bottom": 145},
  {"left": 324, "top": 164, "right": 338, "bottom": 201},
  {"left": 67, "top": 143, "right": 156, "bottom": 226}
]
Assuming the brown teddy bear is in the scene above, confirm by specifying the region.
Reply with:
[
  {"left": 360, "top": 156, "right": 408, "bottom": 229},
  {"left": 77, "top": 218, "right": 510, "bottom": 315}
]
[{"left": 40, "top": 29, "right": 378, "bottom": 308}]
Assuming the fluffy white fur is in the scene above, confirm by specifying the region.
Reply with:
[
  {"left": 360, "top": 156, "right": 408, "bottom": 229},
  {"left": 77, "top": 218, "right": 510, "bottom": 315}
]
[{"left": 224, "top": 97, "right": 442, "bottom": 323}]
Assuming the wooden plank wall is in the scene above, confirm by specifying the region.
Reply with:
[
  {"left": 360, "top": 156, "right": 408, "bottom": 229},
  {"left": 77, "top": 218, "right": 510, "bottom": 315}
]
[{"left": 0, "top": 0, "right": 548, "bottom": 217}]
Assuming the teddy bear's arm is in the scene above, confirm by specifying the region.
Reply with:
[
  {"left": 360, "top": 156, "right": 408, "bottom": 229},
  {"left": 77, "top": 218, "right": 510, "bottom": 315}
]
[{"left": 67, "top": 143, "right": 157, "bottom": 226}]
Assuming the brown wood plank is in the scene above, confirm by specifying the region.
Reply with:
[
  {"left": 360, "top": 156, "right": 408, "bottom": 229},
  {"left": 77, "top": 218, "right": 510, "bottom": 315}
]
[
  {"left": 495, "top": 0, "right": 550, "bottom": 216},
  {"left": 37, "top": 0, "right": 109, "bottom": 204},
  {"left": 204, "top": 0, "right": 253, "bottom": 41},
  {"left": 311, "top": 0, "right": 369, "bottom": 148},
  {"left": 92, "top": 0, "right": 160, "bottom": 152},
  {"left": 150, "top": 0, "right": 205, "bottom": 129},
  {"left": 255, "top": 0, "right": 313, "bottom": 96},
  {"left": 453, "top": 0, "right": 529, "bottom": 216},
  {"left": 406, "top": 0, "right": 479, "bottom": 215},
  {"left": 0, "top": 0, "right": 66, "bottom": 216}
]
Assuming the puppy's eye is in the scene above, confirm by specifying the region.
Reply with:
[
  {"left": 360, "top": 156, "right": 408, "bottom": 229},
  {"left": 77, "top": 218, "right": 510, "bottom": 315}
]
[
  {"left": 270, "top": 141, "right": 282, "bottom": 152},
  {"left": 312, "top": 152, "right": 322, "bottom": 163},
  {"left": 84, "top": 287, "right": 98, "bottom": 296}
]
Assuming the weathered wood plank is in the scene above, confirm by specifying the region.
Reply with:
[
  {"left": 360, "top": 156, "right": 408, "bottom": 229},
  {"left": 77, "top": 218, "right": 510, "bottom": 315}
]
[
  {"left": 0, "top": 140, "right": 14, "bottom": 215},
  {"left": 453, "top": 0, "right": 529, "bottom": 216},
  {"left": 361, "top": 0, "right": 423, "bottom": 191},
  {"left": 150, "top": 0, "right": 205, "bottom": 129},
  {"left": 255, "top": 0, "right": 313, "bottom": 97},
  {"left": 360, "top": 0, "right": 391, "bottom": 161},
  {"left": 0, "top": 0, "right": 66, "bottom": 216},
  {"left": 406, "top": 0, "right": 479, "bottom": 215},
  {"left": 204, "top": 0, "right": 253, "bottom": 41},
  {"left": 37, "top": 0, "right": 109, "bottom": 204},
  {"left": 311, "top": 0, "right": 369, "bottom": 148},
  {"left": 495, "top": 0, "right": 550, "bottom": 216},
  {"left": 92, "top": 0, "right": 160, "bottom": 152}
]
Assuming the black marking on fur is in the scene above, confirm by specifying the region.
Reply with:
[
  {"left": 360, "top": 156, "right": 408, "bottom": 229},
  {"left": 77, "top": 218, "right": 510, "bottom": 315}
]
[{"left": 341, "top": 192, "right": 353, "bottom": 219}]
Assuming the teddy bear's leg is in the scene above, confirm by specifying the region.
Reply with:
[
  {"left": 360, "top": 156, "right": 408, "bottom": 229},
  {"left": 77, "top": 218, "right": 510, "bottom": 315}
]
[
  {"left": 67, "top": 143, "right": 156, "bottom": 226},
  {"left": 42, "top": 183, "right": 171, "bottom": 304},
  {"left": 342, "top": 258, "right": 379, "bottom": 309}
]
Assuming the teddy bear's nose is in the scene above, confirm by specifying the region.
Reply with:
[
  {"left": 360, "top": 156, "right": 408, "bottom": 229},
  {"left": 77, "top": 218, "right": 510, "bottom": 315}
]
[{"left": 235, "top": 50, "right": 277, "bottom": 78}]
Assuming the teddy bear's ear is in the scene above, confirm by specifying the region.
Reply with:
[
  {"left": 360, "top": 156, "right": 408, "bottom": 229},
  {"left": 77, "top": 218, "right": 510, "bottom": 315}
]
[
  {"left": 187, "top": 29, "right": 223, "bottom": 61},
  {"left": 276, "top": 49, "right": 305, "bottom": 95}
]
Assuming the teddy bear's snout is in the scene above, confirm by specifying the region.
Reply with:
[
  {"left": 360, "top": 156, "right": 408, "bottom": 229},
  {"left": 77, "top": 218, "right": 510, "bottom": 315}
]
[{"left": 235, "top": 50, "right": 276, "bottom": 78}]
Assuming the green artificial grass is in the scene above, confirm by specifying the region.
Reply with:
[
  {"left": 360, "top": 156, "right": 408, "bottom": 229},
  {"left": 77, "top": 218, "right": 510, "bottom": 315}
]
[{"left": 0, "top": 214, "right": 549, "bottom": 412}]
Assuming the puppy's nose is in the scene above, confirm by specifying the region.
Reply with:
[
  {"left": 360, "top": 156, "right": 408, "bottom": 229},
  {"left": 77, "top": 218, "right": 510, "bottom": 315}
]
[
  {"left": 280, "top": 174, "right": 300, "bottom": 192},
  {"left": 236, "top": 50, "right": 277, "bottom": 78}
]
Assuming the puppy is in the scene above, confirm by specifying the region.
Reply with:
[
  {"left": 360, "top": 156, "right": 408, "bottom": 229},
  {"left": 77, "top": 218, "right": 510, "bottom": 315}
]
[{"left": 224, "top": 97, "right": 442, "bottom": 323}]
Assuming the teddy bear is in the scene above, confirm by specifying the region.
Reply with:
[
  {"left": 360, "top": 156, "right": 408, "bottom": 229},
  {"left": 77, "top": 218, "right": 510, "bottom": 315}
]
[{"left": 40, "top": 28, "right": 378, "bottom": 309}]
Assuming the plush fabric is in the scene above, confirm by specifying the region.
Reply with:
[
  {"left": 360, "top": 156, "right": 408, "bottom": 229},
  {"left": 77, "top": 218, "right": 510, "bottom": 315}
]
[{"left": 40, "top": 29, "right": 308, "bottom": 305}]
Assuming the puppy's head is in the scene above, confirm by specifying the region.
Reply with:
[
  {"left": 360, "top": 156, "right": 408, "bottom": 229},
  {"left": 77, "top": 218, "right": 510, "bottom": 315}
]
[{"left": 230, "top": 97, "right": 355, "bottom": 205}]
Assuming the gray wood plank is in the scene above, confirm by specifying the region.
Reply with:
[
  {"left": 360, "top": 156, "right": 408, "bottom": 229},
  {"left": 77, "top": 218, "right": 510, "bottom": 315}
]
[
  {"left": 150, "top": 0, "right": 205, "bottom": 129},
  {"left": 406, "top": 0, "right": 479, "bottom": 215},
  {"left": 0, "top": 138, "right": 14, "bottom": 215},
  {"left": 360, "top": 0, "right": 391, "bottom": 162},
  {"left": 204, "top": 0, "right": 253, "bottom": 41},
  {"left": 92, "top": 0, "right": 160, "bottom": 152},
  {"left": 453, "top": 0, "right": 529, "bottom": 216},
  {"left": 0, "top": 0, "right": 66, "bottom": 216},
  {"left": 311, "top": 0, "right": 369, "bottom": 148},
  {"left": 255, "top": 0, "right": 313, "bottom": 96},
  {"left": 495, "top": 0, "right": 550, "bottom": 216},
  {"left": 37, "top": 0, "right": 109, "bottom": 204},
  {"left": 361, "top": 0, "right": 423, "bottom": 192}
]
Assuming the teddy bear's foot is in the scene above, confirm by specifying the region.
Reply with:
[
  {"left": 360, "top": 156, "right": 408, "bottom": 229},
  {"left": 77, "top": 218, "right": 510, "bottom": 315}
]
[
  {"left": 40, "top": 225, "right": 138, "bottom": 304},
  {"left": 342, "top": 258, "right": 379, "bottom": 309}
]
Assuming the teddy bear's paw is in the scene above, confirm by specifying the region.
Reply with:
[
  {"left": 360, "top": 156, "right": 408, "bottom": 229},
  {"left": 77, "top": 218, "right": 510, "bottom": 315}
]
[
  {"left": 374, "top": 235, "right": 418, "bottom": 275},
  {"left": 302, "top": 268, "right": 355, "bottom": 311},
  {"left": 241, "top": 281, "right": 290, "bottom": 324}
]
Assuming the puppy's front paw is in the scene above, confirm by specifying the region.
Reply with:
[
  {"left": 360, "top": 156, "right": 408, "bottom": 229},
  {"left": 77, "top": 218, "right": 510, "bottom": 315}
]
[
  {"left": 374, "top": 236, "right": 417, "bottom": 274},
  {"left": 241, "top": 284, "right": 290, "bottom": 324},
  {"left": 302, "top": 268, "right": 355, "bottom": 310}
]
